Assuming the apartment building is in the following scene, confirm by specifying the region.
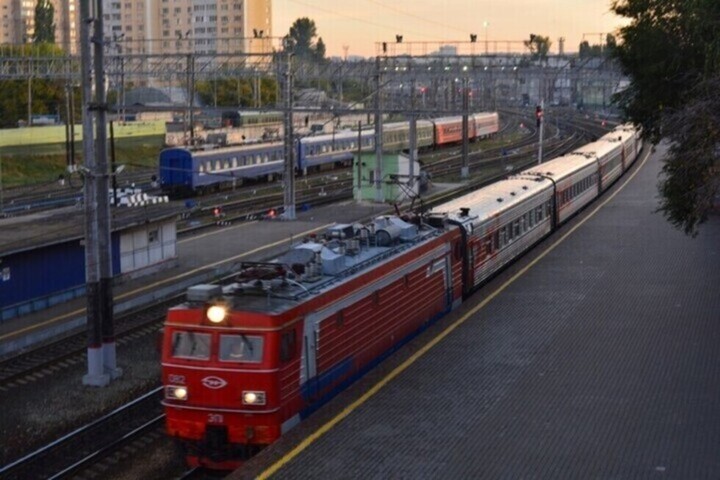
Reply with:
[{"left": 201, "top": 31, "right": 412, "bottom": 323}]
[
  {"left": 105, "top": 0, "right": 272, "bottom": 56},
  {"left": 0, "top": 0, "right": 79, "bottom": 54},
  {"left": 0, "top": 0, "right": 271, "bottom": 57}
]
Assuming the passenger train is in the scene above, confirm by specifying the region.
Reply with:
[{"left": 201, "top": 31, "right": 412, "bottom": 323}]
[
  {"left": 158, "top": 112, "right": 500, "bottom": 196},
  {"left": 161, "top": 124, "right": 642, "bottom": 469}
]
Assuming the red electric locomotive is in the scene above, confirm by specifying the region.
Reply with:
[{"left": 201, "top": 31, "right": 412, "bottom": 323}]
[
  {"left": 162, "top": 216, "right": 464, "bottom": 469},
  {"left": 161, "top": 124, "right": 642, "bottom": 470}
]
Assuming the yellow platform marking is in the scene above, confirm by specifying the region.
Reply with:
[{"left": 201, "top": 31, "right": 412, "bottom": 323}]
[
  {"left": 258, "top": 149, "right": 653, "bottom": 479},
  {"left": 0, "top": 223, "right": 335, "bottom": 342}
]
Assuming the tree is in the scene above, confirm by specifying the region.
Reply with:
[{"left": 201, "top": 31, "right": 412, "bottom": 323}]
[
  {"left": 315, "top": 37, "right": 326, "bottom": 63},
  {"left": 524, "top": 34, "right": 552, "bottom": 61},
  {"left": 604, "top": 34, "right": 617, "bottom": 56},
  {"left": 33, "top": 0, "right": 56, "bottom": 44},
  {"left": 0, "top": 44, "right": 68, "bottom": 128},
  {"left": 611, "top": 0, "right": 720, "bottom": 235},
  {"left": 285, "top": 17, "right": 326, "bottom": 62}
]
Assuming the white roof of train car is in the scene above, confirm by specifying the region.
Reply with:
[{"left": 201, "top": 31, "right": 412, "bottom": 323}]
[
  {"left": 431, "top": 177, "right": 553, "bottom": 226},
  {"left": 521, "top": 149, "right": 598, "bottom": 182}
]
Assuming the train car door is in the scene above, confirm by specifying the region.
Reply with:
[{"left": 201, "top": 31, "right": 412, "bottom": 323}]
[{"left": 299, "top": 313, "right": 320, "bottom": 400}]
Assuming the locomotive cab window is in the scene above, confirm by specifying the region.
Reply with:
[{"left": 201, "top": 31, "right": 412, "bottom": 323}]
[
  {"left": 280, "top": 330, "right": 297, "bottom": 362},
  {"left": 171, "top": 331, "right": 211, "bottom": 360},
  {"left": 219, "top": 334, "right": 264, "bottom": 363}
]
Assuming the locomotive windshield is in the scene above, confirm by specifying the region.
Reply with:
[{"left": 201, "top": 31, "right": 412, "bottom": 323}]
[
  {"left": 219, "top": 334, "right": 264, "bottom": 363},
  {"left": 171, "top": 331, "right": 211, "bottom": 360}
]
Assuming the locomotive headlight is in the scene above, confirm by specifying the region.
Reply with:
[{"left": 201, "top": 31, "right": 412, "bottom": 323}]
[
  {"left": 166, "top": 385, "right": 188, "bottom": 401},
  {"left": 206, "top": 305, "right": 227, "bottom": 323},
  {"left": 242, "top": 390, "right": 266, "bottom": 406}
]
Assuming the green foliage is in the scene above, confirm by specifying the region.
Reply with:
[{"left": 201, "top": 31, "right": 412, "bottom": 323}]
[
  {"left": 0, "top": 44, "right": 72, "bottom": 128},
  {"left": 524, "top": 34, "right": 552, "bottom": 61},
  {"left": 579, "top": 34, "right": 617, "bottom": 58},
  {"left": 612, "top": 0, "right": 720, "bottom": 234},
  {"left": 0, "top": 79, "right": 71, "bottom": 128},
  {"left": 0, "top": 134, "right": 164, "bottom": 187},
  {"left": 195, "top": 78, "right": 277, "bottom": 108},
  {"left": 285, "top": 18, "right": 326, "bottom": 63},
  {"left": 33, "top": 0, "right": 56, "bottom": 44}
]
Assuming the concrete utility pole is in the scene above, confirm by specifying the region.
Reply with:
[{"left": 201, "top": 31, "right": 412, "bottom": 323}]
[
  {"left": 282, "top": 40, "right": 296, "bottom": 220},
  {"left": 374, "top": 56, "right": 384, "bottom": 203},
  {"left": 81, "top": 0, "right": 121, "bottom": 386},
  {"left": 186, "top": 54, "right": 196, "bottom": 145},
  {"left": 537, "top": 99, "right": 545, "bottom": 165},
  {"left": 408, "top": 79, "right": 417, "bottom": 191},
  {"left": 461, "top": 77, "right": 470, "bottom": 179},
  {"left": 93, "top": 0, "right": 121, "bottom": 382},
  {"left": 80, "top": 0, "right": 105, "bottom": 387}
]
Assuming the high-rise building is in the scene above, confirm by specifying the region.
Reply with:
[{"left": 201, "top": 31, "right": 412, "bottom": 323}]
[
  {"left": 104, "top": 0, "right": 272, "bottom": 56},
  {"left": 0, "top": 0, "right": 272, "bottom": 57},
  {"left": 0, "top": 0, "right": 79, "bottom": 54}
]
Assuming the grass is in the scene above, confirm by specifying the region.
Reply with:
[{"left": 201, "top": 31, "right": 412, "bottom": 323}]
[
  {"left": 0, "top": 121, "right": 166, "bottom": 148},
  {"left": 0, "top": 134, "right": 165, "bottom": 188}
]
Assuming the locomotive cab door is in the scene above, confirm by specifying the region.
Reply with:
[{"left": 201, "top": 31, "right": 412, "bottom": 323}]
[{"left": 299, "top": 314, "right": 319, "bottom": 394}]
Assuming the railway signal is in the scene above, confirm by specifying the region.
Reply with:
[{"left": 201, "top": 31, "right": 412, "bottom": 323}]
[{"left": 536, "top": 104, "right": 544, "bottom": 127}]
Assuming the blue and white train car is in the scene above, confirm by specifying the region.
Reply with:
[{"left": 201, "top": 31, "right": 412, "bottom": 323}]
[
  {"left": 297, "top": 130, "right": 375, "bottom": 171},
  {"left": 159, "top": 142, "right": 285, "bottom": 195}
]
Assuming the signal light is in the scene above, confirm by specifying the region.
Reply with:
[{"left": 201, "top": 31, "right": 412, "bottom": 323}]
[
  {"left": 267, "top": 208, "right": 277, "bottom": 218},
  {"left": 535, "top": 105, "right": 543, "bottom": 127},
  {"left": 213, "top": 207, "right": 222, "bottom": 217}
]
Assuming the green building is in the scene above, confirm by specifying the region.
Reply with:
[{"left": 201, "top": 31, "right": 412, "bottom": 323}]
[{"left": 353, "top": 152, "right": 421, "bottom": 203}]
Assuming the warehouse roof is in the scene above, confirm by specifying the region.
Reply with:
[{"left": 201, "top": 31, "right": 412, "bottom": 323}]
[{"left": 0, "top": 204, "right": 180, "bottom": 257}]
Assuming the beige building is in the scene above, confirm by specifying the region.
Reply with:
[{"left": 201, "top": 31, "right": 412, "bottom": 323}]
[
  {"left": 0, "top": 0, "right": 79, "bottom": 54},
  {"left": 1, "top": 0, "right": 271, "bottom": 57},
  {"left": 105, "top": 0, "right": 272, "bottom": 56}
]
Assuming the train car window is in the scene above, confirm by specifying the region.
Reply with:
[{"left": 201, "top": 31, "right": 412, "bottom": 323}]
[
  {"left": 280, "top": 330, "right": 297, "bottom": 362},
  {"left": 514, "top": 220, "right": 520, "bottom": 237},
  {"left": 494, "top": 231, "right": 500, "bottom": 250},
  {"left": 232, "top": 158, "right": 238, "bottom": 168},
  {"left": 171, "top": 331, "right": 211, "bottom": 360},
  {"left": 219, "top": 334, "right": 264, "bottom": 363},
  {"left": 529, "top": 211, "right": 535, "bottom": 228},
  {"left": 215, "top": 160, "right": 221, "bottom": 171}
]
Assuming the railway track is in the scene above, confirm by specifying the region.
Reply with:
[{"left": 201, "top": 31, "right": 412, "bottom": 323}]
[
  {"left": 0, "top": 388, "right": 165, "bottom": 479},
  {"left": 0, "top": 111, "right": 612, "bottom": 478},
  {"left": 0, "top": 299, "right": 175, "bottom": 392},
  {"left": 0, "top": 115, "right": 598, "bottom": 393}
]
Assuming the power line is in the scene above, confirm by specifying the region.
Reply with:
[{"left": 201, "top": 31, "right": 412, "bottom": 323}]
[
  {"left": 361, "top": 0, "right": 469, "bottom": 36},
  {"left": 286, "top": 0, "right": 438, "bottom": 40}
]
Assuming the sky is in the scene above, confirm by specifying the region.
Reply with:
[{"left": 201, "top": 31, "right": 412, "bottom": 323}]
[{"left": 272, "top": 0, "right": 628, "bottom": 58}]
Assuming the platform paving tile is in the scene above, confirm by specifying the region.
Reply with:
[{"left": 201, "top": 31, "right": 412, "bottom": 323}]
[{"left": 236, "top": 145, "right": 720, "bottom": 479}]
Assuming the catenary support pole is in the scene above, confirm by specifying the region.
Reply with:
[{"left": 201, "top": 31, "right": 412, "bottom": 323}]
[
  {"left": 282, "top": 42, "right": 296, "bottom": 220},
  {"left": 80, "top": 0, "right": 108, "bottom": 387}
]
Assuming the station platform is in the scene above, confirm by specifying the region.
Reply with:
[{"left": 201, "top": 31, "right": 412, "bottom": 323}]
[
  {"left": 235, "top": 145, "right": 720, "bottom": 479},
  {"left": 0, "top": 200, "right": 392, "bottom": 357}
]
